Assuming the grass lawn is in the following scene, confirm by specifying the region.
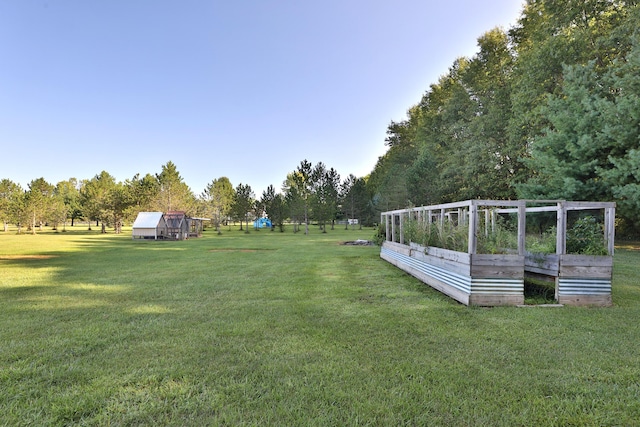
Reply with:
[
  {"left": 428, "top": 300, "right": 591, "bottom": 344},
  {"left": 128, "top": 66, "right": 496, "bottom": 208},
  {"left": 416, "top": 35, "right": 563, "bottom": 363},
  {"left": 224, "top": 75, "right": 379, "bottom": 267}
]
[{"left": 1, "top": 225, "right": 640, "bottom": 426}]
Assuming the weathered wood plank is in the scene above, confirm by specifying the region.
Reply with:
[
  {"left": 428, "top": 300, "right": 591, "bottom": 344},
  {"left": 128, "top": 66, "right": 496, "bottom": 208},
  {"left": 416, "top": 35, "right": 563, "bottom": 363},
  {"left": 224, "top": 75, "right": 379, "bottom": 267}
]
[
  {"left": 559, "top": 265, "right": 613, "bottom": 278},
  {"left": 469, "top": 294, "right": 524, "bottom": 306},
  {"left": 558, "top": 294, "right": 612, "bottom": 307},
  {"left": 560, "top": 254, "right": 613, "bottom": 267},
  {"left": 425, "top": 246, "right": 471, "bottom": 264},
  {"left": 470, "top": 254, "right": 524, "bottom": 278},
  {"left": 411, "top": 250, "right": 471, "bottom": 276},
  {"left": 524, "top": 253, "right": 560, "bottom": 276},
  {"left": 559, "top": 255, "right": 613, "bottom": 278},
  {"left": 382, "top": 241, "right": 410, "bottom": 256}
]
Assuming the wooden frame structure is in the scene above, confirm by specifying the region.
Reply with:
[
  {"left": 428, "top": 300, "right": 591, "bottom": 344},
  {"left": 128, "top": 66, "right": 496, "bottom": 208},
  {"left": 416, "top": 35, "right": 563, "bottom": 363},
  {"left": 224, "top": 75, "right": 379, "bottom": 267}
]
[
  {"left": 380, "top": 200, "right": 615, "bottom": 306},
  {"left": 187, "top": 217, "right": 210, "bottom": 237}
]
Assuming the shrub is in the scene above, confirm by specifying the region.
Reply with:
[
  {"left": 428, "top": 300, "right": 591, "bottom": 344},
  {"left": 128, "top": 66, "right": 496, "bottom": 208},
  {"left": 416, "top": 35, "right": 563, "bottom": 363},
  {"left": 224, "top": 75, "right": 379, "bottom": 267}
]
[
  {"left": 372, "top": 223, "right": 386, "bottom": 246},
  {"left": 566, "top": 216, "right": 608, "bottom": 255}
]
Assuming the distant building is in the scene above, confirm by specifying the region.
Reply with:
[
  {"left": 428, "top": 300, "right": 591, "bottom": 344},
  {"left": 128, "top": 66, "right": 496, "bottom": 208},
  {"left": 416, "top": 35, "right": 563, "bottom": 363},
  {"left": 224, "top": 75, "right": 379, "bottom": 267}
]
[
  {"left": 187, "top": 217, "right": 209, "bottom": 237},
  {"left": 132, "top": 212, "right": 168, "bottom": 240},
  {"left": 164, "top": 211, "right": 189, "bottom": 240},
  {"left": 132, "top": 211, "right": 209, "bottom": 240}
]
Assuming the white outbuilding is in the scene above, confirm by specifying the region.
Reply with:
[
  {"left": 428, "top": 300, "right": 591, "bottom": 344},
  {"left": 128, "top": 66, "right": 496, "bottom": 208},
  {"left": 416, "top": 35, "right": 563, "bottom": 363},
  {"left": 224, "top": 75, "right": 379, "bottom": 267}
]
[{"left": 132, "top": 212, "right": 168, "bottom": 240}]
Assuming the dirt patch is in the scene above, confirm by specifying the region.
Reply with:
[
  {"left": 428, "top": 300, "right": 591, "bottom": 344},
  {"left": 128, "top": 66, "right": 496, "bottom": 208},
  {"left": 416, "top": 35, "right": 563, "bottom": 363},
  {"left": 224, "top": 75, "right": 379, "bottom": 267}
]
[
  {"left": 0, "top": 255, "right": 58, "bottom": 260},
  {"left": 208, "top": 248, "right": 275, "bottom": 253},
  {"left": 342, "top": 240, "right": 374, "bottom": 246}
]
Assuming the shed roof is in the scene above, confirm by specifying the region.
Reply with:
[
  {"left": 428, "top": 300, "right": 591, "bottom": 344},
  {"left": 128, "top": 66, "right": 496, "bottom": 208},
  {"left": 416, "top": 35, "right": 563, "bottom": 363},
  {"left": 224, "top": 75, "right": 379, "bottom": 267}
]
[{"left": 132, "top": 212, "right": 164, "bottom": 228}]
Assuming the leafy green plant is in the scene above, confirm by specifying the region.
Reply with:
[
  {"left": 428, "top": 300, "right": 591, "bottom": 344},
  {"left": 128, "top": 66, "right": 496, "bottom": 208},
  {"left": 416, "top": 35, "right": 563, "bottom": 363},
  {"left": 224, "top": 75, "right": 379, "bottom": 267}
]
[
  {"left": 526, "top": 226, "right": 557, "bottom": 255},
  {"left": 566, "top": 216, "right": 608, "bottom": 255},
  {"left": 372, "top": 222, "right": 386, "bottom": 245},
  {"left": 402, "top": 215, "right": 418, "bottom": 244}
]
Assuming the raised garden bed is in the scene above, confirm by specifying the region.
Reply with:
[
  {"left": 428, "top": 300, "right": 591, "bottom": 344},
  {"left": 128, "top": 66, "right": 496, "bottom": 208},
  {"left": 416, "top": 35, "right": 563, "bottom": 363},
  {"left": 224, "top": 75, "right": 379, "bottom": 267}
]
[{"left": 380, "top": 200, "right": 615, "bottom": 307}]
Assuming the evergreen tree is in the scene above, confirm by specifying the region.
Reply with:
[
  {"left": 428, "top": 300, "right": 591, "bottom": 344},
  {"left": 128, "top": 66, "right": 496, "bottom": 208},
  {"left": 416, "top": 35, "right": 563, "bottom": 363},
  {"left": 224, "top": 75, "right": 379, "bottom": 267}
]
[
  {"left": 154, "top": 161, "right": 196, "bottom": 213},
  {"left": 231, "top": 183, "right": 255, "bottom": 232},
  {"left": 261, "top": 185, "right": 286, "bottom": 232},
  {"left": 24, "top": 178, "right": 55, "bottom": 234}
]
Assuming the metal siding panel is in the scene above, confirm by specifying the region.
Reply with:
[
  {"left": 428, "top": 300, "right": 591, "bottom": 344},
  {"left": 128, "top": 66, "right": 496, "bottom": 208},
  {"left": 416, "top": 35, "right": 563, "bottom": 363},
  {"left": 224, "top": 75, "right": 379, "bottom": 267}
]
[
  {"left": 471, "top": 278, "right": 524, "bottom": 295},
  {"left": 381, "top": 247, "right": 472, "bottom": 294},
  {"left": 558, "top": 278, "right": 612, "bottom": 295}
]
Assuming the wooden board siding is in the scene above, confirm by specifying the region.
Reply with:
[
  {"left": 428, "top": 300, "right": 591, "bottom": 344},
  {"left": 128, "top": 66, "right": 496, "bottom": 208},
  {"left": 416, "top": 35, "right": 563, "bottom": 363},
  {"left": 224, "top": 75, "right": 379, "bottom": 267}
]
[
  {"left": 558, "top": 255, "right": 613, "bottom": 279},
  {"left": 557, "top": 294, "right": 612, "bottom": 306},
  {"left": 469, "top": 294, "right": 524, "bottom": 306},
  {"left": 470, "top": 254, "right": 525, "bottom": 279},
  {"left": 412, "top": 246, "right": 471, "bottom": 277},
  {"left": 524, "top": 253, "right": 560, "bottom": 276}
]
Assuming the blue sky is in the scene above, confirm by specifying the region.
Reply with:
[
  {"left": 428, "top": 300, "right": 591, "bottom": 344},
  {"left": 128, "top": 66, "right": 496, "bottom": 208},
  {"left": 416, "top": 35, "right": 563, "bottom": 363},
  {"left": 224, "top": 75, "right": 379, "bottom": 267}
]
[{"left": 1, "top": 1, "right": 524, "bottom": 197}]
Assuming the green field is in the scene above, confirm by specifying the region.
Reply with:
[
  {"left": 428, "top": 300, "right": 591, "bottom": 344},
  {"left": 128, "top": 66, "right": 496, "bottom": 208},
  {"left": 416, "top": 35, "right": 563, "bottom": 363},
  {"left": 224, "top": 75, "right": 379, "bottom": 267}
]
[{"left": 1, "top": 226, "right": 640, "bottom": 426}]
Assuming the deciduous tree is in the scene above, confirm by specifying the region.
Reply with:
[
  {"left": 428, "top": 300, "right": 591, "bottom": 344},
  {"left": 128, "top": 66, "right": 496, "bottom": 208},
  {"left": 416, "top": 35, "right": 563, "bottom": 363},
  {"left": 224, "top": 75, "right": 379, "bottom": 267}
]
[
  {"left": 80, "top": 171, "right": 116, "bottom": 233},
  {"left": 55, "top": 178, "right": 82, "bottom": 228},
  {"left": 202, "top": 177, "right": 234, "bottom": 234},
  {"left": 0, "top": 179, "right": 22, "bottom": 232}
]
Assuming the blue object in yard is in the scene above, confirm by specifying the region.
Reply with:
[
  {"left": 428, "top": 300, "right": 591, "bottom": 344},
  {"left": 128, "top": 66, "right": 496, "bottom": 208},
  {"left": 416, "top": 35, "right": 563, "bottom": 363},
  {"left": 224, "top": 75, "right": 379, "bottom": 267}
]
[{"left": 254, "top": 217, "right": 272, "bottom": 228}]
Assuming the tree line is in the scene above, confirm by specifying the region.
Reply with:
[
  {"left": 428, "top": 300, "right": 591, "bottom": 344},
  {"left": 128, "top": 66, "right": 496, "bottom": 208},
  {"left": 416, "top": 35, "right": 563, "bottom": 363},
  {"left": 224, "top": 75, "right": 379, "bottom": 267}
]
[
  {"left": 0, "top": 160, "right": 373, "bottom": 234},
  {"left": 367, "top": 0, "right": 640, "bottom": 236}
]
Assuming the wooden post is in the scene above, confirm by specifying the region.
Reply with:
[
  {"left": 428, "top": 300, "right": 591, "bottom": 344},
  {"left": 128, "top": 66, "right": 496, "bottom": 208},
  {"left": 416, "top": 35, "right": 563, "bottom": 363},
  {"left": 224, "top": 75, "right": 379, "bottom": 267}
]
[
  {"left": 383, "top": 214, "right": 388, "bottom": 242},
  {"left": 517, "top": 202, "right": 526, "bottom": 256},
  {"left": 399, "top": 213, "right": 405, "bottom": 245},
  {"left": 468, "top": 202, "right": 477, "bottom": 254},
  {"left": 605, "top": 206, "right": 615, "bottom": 255},
  {"left": 556, "top": 202, "right": 566, "bottom": 255},
  {"left": 484, "top": 208, "right": 490, "bottom": 237},
  {"left": 391, "top": 214, "right": 396, "bottom": 243},
  {"left": 491, "top": 209, "right": 497, "bottom": 234}
]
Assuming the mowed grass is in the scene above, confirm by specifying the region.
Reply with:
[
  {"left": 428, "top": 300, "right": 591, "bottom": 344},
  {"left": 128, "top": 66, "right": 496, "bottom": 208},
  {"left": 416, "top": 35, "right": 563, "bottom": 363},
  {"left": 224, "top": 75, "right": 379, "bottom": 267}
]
[{"left": 1, "top": 226, "right": 640, "bottom": 426}]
